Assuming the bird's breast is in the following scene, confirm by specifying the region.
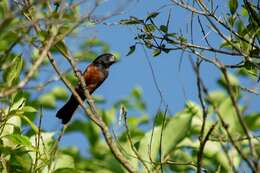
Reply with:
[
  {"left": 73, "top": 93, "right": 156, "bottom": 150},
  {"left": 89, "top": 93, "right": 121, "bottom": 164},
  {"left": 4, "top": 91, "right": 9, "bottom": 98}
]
[{"left": 82, "top": 64, "right": 108, "bottom": 93}]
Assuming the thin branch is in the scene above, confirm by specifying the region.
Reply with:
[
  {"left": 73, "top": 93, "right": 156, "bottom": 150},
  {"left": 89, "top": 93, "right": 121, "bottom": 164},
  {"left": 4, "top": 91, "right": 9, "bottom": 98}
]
[
  {"left": 196, "top": 123, "right": 217, "bottom": 173},
  {"left": 200, "top": 75, "right": 256, "bottom": 172},
  {"left": 220, "top": 63, "right": 256, "bottom": 159},
  {"left": 220, "top": 142, "right": 238, "bottom": 173},
  {"left": 32, "top": 106, "right": 43, "bottom": 173},
  {"left": 122, "top": 106, "right": 151, "bottom": 173},
  {"left": 158, "top": 106, "right": 168, "bottom": 173}
]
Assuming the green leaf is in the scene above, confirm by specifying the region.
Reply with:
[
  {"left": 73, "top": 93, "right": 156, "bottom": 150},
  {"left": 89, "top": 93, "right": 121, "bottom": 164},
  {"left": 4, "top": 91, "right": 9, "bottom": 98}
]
[
  {"left": 218, "top": 73, "right": 239, "bottom": 86},
  {"left": 53, "top": 168, "right": 82, "bottom": 173},
  {"left": 29, "top": 132, "right": 55, "bottom": 150},
  {"left": 10, "top": 148, "right": 33, "bottom": 173},
  {"left": 3, "top": 55, "right": 23, "bottom": 87},
  {"left": 119, "top": 17, "right": 143, "bottom": 25},
  {"left": 220, "top": 40, "right": 230, "bottom": 49},
  {"left": 126, "top": 45, "right": 136, "bottom": 56},
  {"left": 229, "top": 0, "right": 238, "bottom": 15},
  {"left": 127, "top": 115, "right": 149, "bottom": 129},
  {"left": 0, "top": 39, "right": 8, "bottom": 51},
  {"left": 1, "top": 116, "right": 21, "bottom": 136},
  {"left": 217, "top": 73, "right": 240, "bottom": 97},
  {"left": 144, "top": 24, "right": 156, "bottom": 32},
  {"left": 185, "top": 101, "right": 202, "bottom": 117},
  {"left": 54, "top": 154, "right": 75, "bottom": 170},
  {"left": 167, "top": 33, "right": 177, "bottom": 37},
  {"left": 228, "top": 16, "right": 236, "bottom": 27},
  {"left": 10, "top": 97, "right": 26, "bottom": 111},
  {"left": 4, "top": 134, "right": 32, "bottom": 147},
  {"left": 241, "top": 7, "right": 248, "bottom": 16},
  {"left": 66, "top": 73, "right": 78, "bottom": 86},
  {"left": 102, "top": 107, "right": 116, "bottom": 126},
  {"left": 38, "top": 93, "right": 56, "bottom": 109},
  {"left": 55, "top": 40, "right": 69, "bottom": 56},
  {"left": 161, "top": 110, "right": 193, "bottom": 157},
  {"left": 160, "top": 25, "right": 168, "bottom": 33},
  {"left": 153, "top": 49, "right": 161, "bottom": 56},
  {"left": 131, "top": 87, "right": 142, "bottom": 100},
  {"left": 206, "top": 91, "right": 227, "bottom": 106},
  {"left": 38, "top": 31, "right": 49, "bottom": 42},
  {"left": 21, "top": 116, "right": 39, "bottom": 133},
  {"left": 178, "top": 36, "right": 187, "bottom": 43},
  {"left": 22, "top": 106, "right": 37, "bottom": 113},
  {"left": 238, "top": 67, "right": 257, "bottom": 79},
  {"left": 66, "top": 120, "right": 100, "bottom": 146},
  {"left": 0, "top": 145, "right": 13, "bottom": 155},
  {"left": 244, "top": 113, "right": 260, "bottom": 131},
  {"left": 218, "top": 98, "right": 243, "bottom": 134},
  {"left": 146, "top": 12, "right": 159, "bottom": 21},
  {"left": 138, "top": 126, "right": 162, "bottom": 169},
  {"left": 52, "top": 86, "right": 68, "bottom": 100}
]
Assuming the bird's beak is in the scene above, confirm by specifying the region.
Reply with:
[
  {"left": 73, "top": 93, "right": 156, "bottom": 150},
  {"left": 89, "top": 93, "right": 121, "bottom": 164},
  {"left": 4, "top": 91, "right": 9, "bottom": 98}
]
[{"left": 110, "top": 55, "right": 119, "bottom": 65}]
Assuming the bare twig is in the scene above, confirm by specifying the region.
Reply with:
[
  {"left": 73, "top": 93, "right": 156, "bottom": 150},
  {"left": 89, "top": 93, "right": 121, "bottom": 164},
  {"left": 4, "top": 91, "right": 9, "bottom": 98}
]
[
  {"left": 158, "top": 106, "right": 168, "bottom": 173},
  {"left": 197, "top": 123, "right": 217, "bottom": 173},
  {"left": 220, "top": 142, "right": 238, "bottom": 173},
  {"left": 122, "top": 106, "right": 151, "bottom": 173},
  {"left": 32, "top": 106, "right": 43, "bottom": 173},
  {"left": 220, "top": 63, "right": 256, "bottom": 159},
  {"left": 200, "top": 76, "right": 256, "bottom": 172}
]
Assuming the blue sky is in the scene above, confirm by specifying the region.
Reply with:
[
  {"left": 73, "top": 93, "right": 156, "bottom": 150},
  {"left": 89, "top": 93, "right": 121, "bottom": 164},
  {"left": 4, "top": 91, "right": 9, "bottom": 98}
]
[{"left": 40, "top": 0, "right": 259, "bottom": 155}]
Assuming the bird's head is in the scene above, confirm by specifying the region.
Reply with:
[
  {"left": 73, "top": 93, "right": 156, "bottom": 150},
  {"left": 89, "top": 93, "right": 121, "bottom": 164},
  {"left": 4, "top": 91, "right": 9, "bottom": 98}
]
[{"left": 93, "top": 53, "right": 117, "bottom": 69}]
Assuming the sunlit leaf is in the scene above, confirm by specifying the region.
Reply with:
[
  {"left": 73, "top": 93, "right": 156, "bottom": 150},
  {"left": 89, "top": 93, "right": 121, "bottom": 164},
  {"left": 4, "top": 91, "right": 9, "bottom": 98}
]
[
  {"left": 54, "top": 154, "right": 75, "bottom": 170},
  {"left": 138, "top": 126, "right": 162, "bottom": 169},
  {"left": 206, "top": 91, "right": 227, "bottom": 106},
  {"left": 4, "top": 133, "right": 32, "bottom": 147},
  {"left": 38, "top": 93, "right": 56, "bottom": 109},
  {"left": 52, "top": 86, "right": 68, "bottom": 100},
  {"left": 22, "top": 106, "right": 37, "bottom": 113},
  {"left": 218, "top": 72, "right": 240, "bottom": 97},
  {"left": 21, "top": 116, "right": 39, "bottom": 133},
  {"left": 1, "top": 116, "right": 21, "bottom": 137},
  {"left": 3, "top": 55, "right": 23, "bottom": 87},
  {"left": 162, "top": 110, "right": 193, "bottom": 157},
  {"left": 241, "top": 7, "right": 248, "bottom": 16}
]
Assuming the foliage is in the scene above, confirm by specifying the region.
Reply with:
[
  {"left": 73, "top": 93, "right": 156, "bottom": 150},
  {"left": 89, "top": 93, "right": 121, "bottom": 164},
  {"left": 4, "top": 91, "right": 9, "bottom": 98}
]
[
  {"left": 121, "top": 0, "right": 260, "bottom": 172},
  {"left": 0, "top": 0, "right": 259, "bottom": 173}
]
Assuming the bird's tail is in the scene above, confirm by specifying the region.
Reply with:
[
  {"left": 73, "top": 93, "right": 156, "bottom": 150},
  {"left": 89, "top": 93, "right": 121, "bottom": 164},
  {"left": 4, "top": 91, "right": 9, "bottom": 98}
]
[{"left": 56, "top": 95, "right": 79, "bottom": 124}]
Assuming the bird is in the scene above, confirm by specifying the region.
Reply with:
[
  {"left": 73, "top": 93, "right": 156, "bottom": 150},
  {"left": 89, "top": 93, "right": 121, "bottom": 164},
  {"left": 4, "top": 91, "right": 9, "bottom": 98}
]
[{"left": 56, "top": 53, "right": 117, "bottom": 124}]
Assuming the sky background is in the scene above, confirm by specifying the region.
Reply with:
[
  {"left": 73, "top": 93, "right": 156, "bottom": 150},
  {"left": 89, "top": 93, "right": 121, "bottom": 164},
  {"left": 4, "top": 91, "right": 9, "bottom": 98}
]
[{"left": 37, "top": 0, "right": 259, "bottom": 156}]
